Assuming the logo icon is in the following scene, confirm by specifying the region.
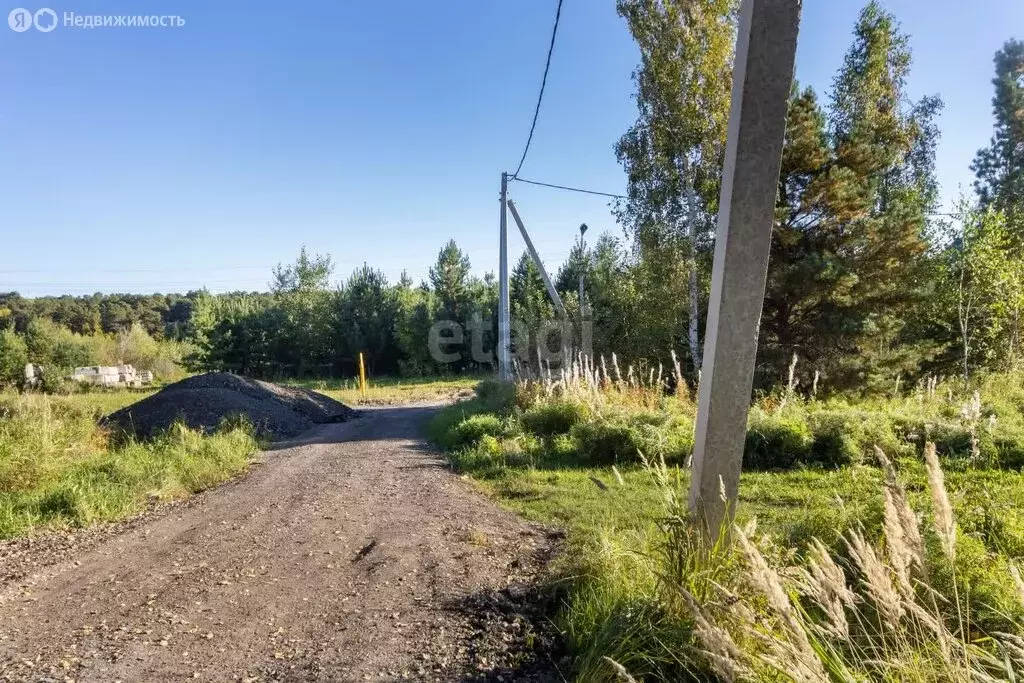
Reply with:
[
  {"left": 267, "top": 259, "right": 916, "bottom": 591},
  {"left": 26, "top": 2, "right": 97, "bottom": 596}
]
[
  {"left": 33, "top": 7, "right": 56, "bottom": 31},
  {"left": 8, "top": 7, "right": 32, "bottom": 31}
]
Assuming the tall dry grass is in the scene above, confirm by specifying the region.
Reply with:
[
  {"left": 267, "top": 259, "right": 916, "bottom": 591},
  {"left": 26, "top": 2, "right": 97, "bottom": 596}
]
[{"left": 640, "top": 442, "right": 1024, "bottom": 682}]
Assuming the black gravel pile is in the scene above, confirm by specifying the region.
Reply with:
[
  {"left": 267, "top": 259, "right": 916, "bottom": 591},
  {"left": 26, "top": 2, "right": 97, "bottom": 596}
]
[{"left": 104, "top": 372, "right": 358, "bottom": 439}]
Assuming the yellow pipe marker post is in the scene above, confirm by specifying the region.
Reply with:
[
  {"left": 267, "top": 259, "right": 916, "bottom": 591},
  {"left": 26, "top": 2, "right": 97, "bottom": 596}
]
[{"left": 358, "top": 352, "right": 367, "bottom": 396}]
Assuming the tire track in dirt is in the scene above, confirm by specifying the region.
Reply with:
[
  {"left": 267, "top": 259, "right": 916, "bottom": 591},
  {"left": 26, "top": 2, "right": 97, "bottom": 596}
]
[{"left": 0, "top": 405, "right": 564, "bottom": 682}]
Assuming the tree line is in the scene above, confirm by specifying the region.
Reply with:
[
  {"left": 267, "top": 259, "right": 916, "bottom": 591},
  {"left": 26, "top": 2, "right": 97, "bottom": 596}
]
[
  {"left": 612, "top": 0, "right": 1023, "bottom": 392},
  {"left": 1, "top": 1, "right": 1021, "bottom": 394}
]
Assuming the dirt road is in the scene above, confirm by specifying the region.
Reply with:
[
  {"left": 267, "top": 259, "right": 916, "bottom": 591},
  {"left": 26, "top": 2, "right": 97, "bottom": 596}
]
[{"left": 0, "top": 406, "right": 563, "bottom": 682}]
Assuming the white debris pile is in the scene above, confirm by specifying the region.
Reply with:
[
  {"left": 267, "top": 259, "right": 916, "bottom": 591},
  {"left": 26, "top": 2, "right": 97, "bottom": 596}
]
[{"left": 71, "top": 365, "right": 154, "bottom": 388}]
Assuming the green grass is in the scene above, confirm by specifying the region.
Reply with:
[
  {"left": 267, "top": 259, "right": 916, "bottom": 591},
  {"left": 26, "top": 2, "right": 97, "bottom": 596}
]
[
  {"left": 428, "top": 374, "right": 1024, "bottom": 681},
  {"left": 0, "top": 391, "right": 260, "bottom": 539},
  {"left": 288, "top": 374, "right": 483, "bottom": 406},
  {"left": 48, "top": 387, "right": 157, "bottom": 414}
]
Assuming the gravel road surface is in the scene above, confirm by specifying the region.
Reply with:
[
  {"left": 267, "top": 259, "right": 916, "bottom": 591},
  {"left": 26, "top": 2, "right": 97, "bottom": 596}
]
[{"left": 0, "top": 405, "right": 564, "bottom": 682}]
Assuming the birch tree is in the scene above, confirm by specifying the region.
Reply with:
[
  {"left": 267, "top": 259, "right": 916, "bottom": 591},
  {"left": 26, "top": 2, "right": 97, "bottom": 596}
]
[
  {"left": 935, "top": 204, "right": 1018, "bottom": 384},
  {"left": 614, "top": 0, "right": 736, "bottom": 374}
]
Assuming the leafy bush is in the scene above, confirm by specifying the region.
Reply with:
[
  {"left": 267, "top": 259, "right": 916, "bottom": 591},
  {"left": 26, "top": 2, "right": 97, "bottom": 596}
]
[
  {"left": 550, "top": 432, "right": 578, "bottom": 460},
  {"left": 571, "top": 418, "right": 665, "bottom": 466},
  {"left": 426, "top": 399, "right": 490, "bottom": 450},
  {"left": 743, "top": 410, "right": 814, "bottom": 469},
  {"left": 804, "top": 409, "right": 904, "bottom": 467},
  {"left": 452, "top": 414, "right": 505, "bottom": 448},
  {"left": 0, "top": 330, "right": 28, "bottom": 387},
  {"left": 521, "top": 400, "right": 592, "bottom": 437}
]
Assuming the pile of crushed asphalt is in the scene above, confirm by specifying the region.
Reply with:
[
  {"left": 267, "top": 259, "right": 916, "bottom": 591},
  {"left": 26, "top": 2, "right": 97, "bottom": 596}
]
[{"left": 104, "top": 372, "right": 359, "bottom": 439}]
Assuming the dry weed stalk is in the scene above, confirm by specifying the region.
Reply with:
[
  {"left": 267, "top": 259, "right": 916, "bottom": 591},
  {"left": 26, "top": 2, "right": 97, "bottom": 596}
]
[
  {"left": 1011, "top": 563, "right": 1024, "bottom": 608},
  {"left": 924, "top": 442, "right": 957, "bottom": 561},
  {"left": 680, "top": 588, "right": 750, "bottom": 682},
  {"left": 961, "top": 391, "right": 983, "bottom": 461},
  {"left": 874, "top": 446, "right": 926, "bottom": 586},
  {"left": 669, "top": 441, "right": 1024, "bottom": 683},
  {"left": 602, "top": 657, "right": 639, "bottom": 682},
  {"left": 797, "top": 538, "right": 855, "bottom": 639},
  {"left": 733, "top": 526, "right": 830, "bottom": 683}
]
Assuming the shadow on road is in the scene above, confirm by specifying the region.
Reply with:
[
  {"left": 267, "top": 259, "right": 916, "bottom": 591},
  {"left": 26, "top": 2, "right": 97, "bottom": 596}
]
[{"left": 446, "top": 562, "right": 568, "bottom": 682}]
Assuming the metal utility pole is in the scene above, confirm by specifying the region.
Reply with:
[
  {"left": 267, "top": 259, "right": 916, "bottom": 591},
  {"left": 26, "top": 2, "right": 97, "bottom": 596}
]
[
  {"left": 498, "top": 172, "right": 511, "bottom": 380},
  {"left": 689, "top": 0, "right": 801, "bottom": 539}
]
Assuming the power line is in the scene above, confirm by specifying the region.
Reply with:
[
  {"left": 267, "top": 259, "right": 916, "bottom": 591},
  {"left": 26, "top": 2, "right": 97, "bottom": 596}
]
[
  {"left": 510, "top": 0, "right": 564, "bottom": 180},
  {"left": 511, "top": 175, "right": 627, "bottom": 199},
  {"left": 511, "top": 175, "right": 963, "bottom": 219}
]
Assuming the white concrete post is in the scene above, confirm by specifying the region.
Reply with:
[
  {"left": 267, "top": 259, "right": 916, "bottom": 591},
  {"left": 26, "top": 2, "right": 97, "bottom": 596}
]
[
  {"left": 498, "top": 172, "right": 512, "bottom": 380},
  {"left": 689, "top": 0, "right": 802, "bottom": 537}
]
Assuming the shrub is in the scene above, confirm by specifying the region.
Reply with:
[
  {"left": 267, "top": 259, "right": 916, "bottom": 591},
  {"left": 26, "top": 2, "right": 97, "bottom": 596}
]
[
  {"left": 478, "top": 434, "right": 501, "bottom": 458},
  {"left": 427, "top": 399, "right": 491, "bottom": 450},
  {"left": 0, "top": 330, "right": 28, "bottom": 387},
  {"left": 924, "top": 420, "right": 977, "bottom": 462},
  {"left": 475, "top": 379, "right": 515, "bottom": 412},
  {"left": 743, "top": 411, "right": 813, "bottom": 470},
  {"left": 521, "top": 400, "right": 592, "bottom": 437},
  {"left": 804, "top": 409, "right": 903, "bottom": 468},
  {"left": 452, "top": 414, "right": 505, "bottom": 448},
  {"left": 993, "top": 431, "right": 1024, "bottom": 469},
  {"left": 550, "top": 433, "right": 578, "bottom": 461},
  {"left": 571, "top": 418, "right": 664, "bottom": 466}
]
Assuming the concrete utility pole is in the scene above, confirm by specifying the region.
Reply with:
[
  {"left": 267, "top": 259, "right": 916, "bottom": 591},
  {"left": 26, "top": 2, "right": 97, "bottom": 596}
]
[
  {"left": 506, "top": 199, "right": 570, "bottom": 372},
  {"left": 689, "top": 0, "right": 802, "bottom": 537},
  {"left": 577, "top": 223, "right": 588, "bottom": 316},
  {"left": 498, "top": 172, "right": 511, "bottom": 380},
  {"left": 506, "top": 199, "right": 567, "bottom": 318}
]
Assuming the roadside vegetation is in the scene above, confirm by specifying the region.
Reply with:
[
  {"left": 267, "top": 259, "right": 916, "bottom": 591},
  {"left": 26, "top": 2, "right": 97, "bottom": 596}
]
[
  {"left": 0, "top": 391, "right": 260, "bottom": 539},
  {"left": 429, "top": 370, "right": 1024, "bottom": 680}
]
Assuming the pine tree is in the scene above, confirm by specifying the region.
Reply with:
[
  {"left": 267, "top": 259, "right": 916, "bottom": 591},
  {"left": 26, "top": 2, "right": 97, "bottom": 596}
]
[
  {"left": 336, "top": 266, "right": 398, "bottom": 375},
  {"left": 761, "top": 2, "right": 942, "bottom": 391},
  {"left": 510, "top": 253, "right": 554, "bottom": 368},
  {"left": 428, "top": 240, "right": 472, "bottom": 324},
  {"left": 554, "top": 241, "right": 589, "bottom": 299},
  {"left": 972, "top": 38, "right": 1024, "bottom": 241}
]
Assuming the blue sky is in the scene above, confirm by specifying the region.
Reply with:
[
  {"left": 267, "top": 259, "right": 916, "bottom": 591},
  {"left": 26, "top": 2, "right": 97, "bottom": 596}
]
[{"left": 2, "top": 0, "right": 1021, "bottom": 296}]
